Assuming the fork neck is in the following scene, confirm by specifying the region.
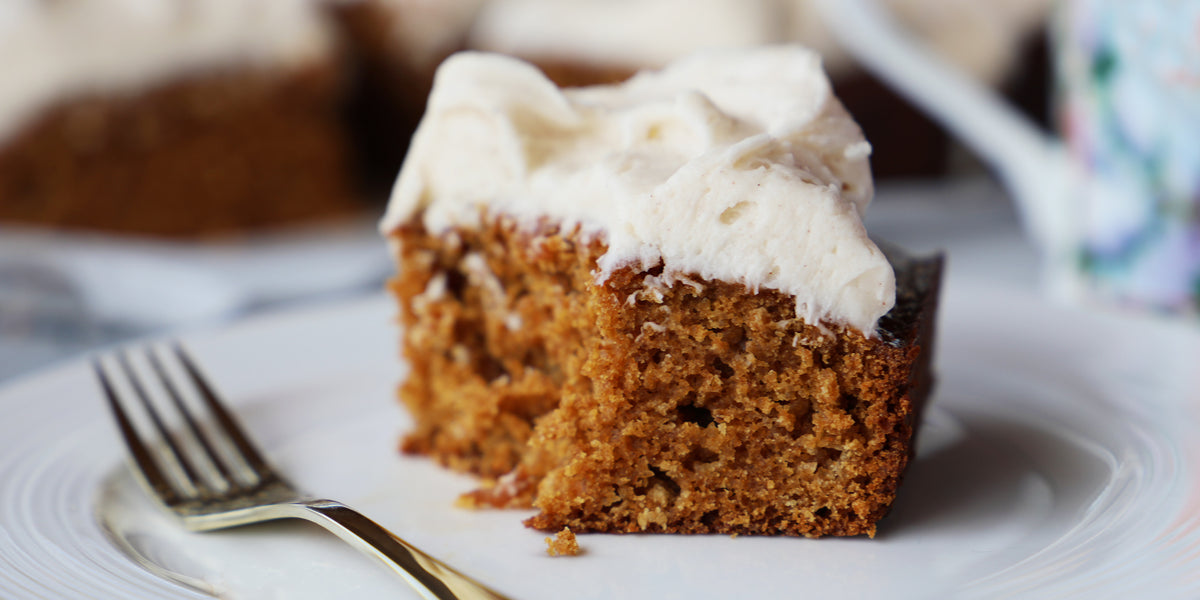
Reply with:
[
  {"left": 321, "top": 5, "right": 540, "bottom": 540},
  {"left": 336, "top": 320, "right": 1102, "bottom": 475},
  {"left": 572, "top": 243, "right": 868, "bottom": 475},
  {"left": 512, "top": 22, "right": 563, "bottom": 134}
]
[{"left": 285, "top": 500, "right": 510, "bottom": 600}]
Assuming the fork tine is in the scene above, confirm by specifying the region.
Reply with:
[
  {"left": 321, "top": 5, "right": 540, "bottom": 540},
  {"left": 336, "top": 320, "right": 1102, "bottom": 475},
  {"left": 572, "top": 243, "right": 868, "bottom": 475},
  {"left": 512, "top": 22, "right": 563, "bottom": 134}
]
[
  {"left": 172, "top": 343, "right": 280, "bottom": 484},
  {"left": 94, "top": 359, "right": 182, "bottom": 505},
  {"left": 102, "top": 348, "right": 508, "bottom": 599},
  {"left": 146, "top": 347, "right": 237, "bottom": 491},
  {"left": 117, "top": 351, "right": 210, "bottom": 497}
]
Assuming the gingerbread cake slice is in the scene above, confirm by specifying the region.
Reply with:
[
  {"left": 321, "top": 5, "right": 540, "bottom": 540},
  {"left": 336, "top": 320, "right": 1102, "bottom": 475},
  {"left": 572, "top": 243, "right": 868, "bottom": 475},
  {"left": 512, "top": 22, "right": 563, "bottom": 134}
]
[
  {"left": 383, "top": 47, "right": 942, "bottom": 538},
  {"left": 0, "top": 0, "right": 360, "bottom": 236}
]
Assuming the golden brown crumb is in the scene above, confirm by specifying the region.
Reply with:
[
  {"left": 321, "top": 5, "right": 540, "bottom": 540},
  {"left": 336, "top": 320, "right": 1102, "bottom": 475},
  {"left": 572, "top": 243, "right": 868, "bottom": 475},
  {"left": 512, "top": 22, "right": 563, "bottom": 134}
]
[
  {"left": 390, "top": 216, "right": 942, "bottom": 537},
  {"left": 545, "top": 527, "right": 580, "bottom": 557},
  {"left": 454, "top": 494, "right": 480, "bottom": 510}
]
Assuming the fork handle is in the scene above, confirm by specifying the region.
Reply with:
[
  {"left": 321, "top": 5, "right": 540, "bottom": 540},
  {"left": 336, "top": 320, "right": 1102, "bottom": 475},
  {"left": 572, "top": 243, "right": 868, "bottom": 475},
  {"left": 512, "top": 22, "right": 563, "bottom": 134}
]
[{"left": 284, "top": 499, "right": 510, "bottom": 600}]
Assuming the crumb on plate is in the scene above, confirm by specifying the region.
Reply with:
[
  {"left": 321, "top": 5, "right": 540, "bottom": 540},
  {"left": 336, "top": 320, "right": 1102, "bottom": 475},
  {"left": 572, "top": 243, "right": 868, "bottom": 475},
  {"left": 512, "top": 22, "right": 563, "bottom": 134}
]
[{"left": 545, "top": 527, "right": 580, "bottom": 557}]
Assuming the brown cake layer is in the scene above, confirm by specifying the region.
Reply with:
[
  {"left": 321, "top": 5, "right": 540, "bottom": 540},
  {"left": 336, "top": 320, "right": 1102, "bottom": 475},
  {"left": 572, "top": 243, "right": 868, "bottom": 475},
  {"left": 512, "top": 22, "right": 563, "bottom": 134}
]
[
  {"left": 390, "top": 213, "right": 942, "bottom": 538},
  {"left": 529, "top": 60, "right": 638, "bottom": 89},
  {"left": 0, "top": 61, "right": 361, "bottom": 237}
]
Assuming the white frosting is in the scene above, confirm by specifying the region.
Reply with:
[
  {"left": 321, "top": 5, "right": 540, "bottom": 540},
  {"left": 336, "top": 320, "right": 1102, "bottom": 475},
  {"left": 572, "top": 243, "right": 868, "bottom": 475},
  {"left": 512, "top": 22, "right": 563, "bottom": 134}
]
[
  {"left": 0, "top": 0, "right": 333, "bottom": 144},
  {"left": 383, "top": 48, "right": 895, "bottom": 335}
]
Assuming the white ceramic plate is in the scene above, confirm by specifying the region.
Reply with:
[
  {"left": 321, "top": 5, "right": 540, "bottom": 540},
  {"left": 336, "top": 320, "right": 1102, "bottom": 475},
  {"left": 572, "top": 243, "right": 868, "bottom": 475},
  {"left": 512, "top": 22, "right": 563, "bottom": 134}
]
[
  {"left": 0, "top": 219, "right": 391, "bottom": 328},
  {"left": 2, "top": 285, "right": 1200, "bottom": 599},
  {"left": 0, "top": 218, "right": 394, "bottom": 381}
]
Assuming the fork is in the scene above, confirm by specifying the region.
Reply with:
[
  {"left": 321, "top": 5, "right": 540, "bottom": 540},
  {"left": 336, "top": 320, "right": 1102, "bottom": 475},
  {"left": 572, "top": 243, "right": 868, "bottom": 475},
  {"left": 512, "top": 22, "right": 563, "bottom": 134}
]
[{"left": 94, "top": 343, "right": 508, "bottom": 600}]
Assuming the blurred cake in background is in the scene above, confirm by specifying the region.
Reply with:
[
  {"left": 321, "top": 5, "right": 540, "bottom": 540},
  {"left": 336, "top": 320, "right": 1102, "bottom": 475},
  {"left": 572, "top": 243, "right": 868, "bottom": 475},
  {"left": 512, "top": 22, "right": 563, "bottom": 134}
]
[
  {"left": 468, "top": 0, "right": 1053, "bottom": 178},
  {"left": 0, "top": 0, "right": 362, "bottom": 236},
  {"left": 0, "top": 0, "right": 486, "bottom": 237},
  {"left": 335, "top": 0, "right": 485, "bottom": 192},
  {"left": 814, "top": 0, "right": 1054, "bottom": 176},
  {"left": 468, "top": 0, "right": 781, "bottom": 87}
]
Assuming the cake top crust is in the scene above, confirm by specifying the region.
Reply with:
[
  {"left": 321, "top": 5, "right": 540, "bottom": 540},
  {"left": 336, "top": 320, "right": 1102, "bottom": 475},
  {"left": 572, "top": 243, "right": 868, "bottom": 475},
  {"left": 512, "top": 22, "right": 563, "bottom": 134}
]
[
  {"left": 382, "top": 46, "right": 895, "bottom": 335},
  {"left": 0, "top": 0, "right": 333, "bottom": 144}
]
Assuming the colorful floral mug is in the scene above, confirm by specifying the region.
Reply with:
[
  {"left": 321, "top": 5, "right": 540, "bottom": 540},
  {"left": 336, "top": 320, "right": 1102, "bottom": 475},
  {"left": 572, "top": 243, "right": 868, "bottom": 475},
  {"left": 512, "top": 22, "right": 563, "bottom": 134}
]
[{"left": 818, "top": 0, "right": 1200, "bottom": 317}]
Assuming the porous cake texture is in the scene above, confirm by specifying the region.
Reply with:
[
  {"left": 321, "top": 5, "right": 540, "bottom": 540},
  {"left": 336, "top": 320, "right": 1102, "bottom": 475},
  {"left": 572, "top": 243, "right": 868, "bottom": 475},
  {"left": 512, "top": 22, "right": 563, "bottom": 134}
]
[
  {"left": 384, "top": 48, "right": 942, "bottom": 537},
  {"left": 394, "top": 218, "right": 940, "bottom": 537},
  {"left": 545, "top": 527, "right": 580, "bottom": 557}
]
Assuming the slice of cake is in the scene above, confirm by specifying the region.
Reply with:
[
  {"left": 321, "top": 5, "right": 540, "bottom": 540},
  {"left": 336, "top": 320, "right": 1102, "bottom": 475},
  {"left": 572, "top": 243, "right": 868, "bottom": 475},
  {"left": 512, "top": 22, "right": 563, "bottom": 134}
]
[
  {"left": 0, "top": 0, "right": 360, "bottom": 236},
  {"left": 383, "top": 47, "right": 942, "bottom": 537}
]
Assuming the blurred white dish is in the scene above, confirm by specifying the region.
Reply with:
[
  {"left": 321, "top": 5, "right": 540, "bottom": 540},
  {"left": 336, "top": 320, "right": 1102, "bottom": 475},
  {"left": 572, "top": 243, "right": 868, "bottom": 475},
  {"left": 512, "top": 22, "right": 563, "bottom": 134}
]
[
  {"left": 0, "top": 219, "right": 392, "bottom": 380},
  {"left": 1, "top": 281, "right": 1199, "bottom": 599},
  {"left": 0, "top": 219, "right": 391, "bottom": 329}
]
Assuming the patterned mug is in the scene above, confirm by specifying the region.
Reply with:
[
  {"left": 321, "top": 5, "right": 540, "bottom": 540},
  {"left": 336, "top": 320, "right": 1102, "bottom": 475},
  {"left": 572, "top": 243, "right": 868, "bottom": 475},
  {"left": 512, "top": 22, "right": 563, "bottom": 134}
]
[
  {"left": 817, "top": 0, "right": 1200, "bottom": 317},
  {"left": 1057, "top": 0, "right": 1200, "bottom": 314}
]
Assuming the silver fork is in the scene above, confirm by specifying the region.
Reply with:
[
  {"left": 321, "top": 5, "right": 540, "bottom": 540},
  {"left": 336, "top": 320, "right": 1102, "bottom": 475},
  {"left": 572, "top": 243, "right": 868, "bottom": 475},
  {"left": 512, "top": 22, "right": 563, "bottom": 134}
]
[{"left": 94, "top": 343, "right": 508, "bottom": 600}]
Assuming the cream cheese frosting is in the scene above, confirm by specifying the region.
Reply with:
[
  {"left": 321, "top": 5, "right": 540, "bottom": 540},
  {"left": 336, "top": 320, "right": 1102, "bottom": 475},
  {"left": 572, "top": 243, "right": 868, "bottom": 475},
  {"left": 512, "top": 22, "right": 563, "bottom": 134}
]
[
  {"left": 0, "top": 0, "right": 333, "bottom": 144},
  {"left": 382, "top": 47, "right": 895, "bottom": 335}
]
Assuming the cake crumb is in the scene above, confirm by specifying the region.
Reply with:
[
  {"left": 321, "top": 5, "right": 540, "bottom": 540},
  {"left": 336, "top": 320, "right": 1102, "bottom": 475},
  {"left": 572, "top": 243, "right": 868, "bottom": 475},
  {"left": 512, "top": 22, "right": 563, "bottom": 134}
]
[
  {"left": 454, "top": 493, "right": 481, "bottom": 510},
  {"left": 545, "top": 527, "right": 580, "bottom": 557}
]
